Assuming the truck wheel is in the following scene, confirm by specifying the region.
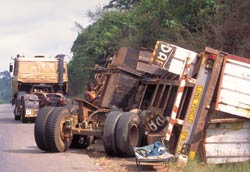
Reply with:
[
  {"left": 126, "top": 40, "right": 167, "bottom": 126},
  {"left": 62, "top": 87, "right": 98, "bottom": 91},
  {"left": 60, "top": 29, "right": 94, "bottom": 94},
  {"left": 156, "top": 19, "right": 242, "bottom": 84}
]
[
  {"left": 116, "top": 112, "right": 141, "bottom": 157},
  {"left": 20, "top": 97, "right": 28, "bottom": 123},
  {"left": 14, "top": 91, "right": 26, "bottom": 120},
  {"left": 14, "top": 105, "right": 20, "bottom": 120},
  {"left": 45, "top": 107, "right": 72, "bottom": 152},
  {"left": 103, "top": 111, "right": 123, "bottom": 156},
  {"left": 21, "top": 112, "right": 28, "bottom": 123},
  {"left": 34, "top": 106, "right": 55, "bottom": 151}
]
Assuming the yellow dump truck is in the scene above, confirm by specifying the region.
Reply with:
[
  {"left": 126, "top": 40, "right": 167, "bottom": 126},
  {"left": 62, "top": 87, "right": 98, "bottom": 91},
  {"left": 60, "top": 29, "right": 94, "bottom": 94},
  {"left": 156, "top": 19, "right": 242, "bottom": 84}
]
[{"left": 9, "top": 54, "right": 68, "bottom": 123}]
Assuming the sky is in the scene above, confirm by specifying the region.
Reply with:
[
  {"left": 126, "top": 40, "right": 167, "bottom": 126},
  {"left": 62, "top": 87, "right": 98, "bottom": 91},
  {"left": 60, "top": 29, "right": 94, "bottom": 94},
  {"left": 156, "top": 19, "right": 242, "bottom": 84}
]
[{"left": 0, "top": 0, "right": 109, "bottom": 72}]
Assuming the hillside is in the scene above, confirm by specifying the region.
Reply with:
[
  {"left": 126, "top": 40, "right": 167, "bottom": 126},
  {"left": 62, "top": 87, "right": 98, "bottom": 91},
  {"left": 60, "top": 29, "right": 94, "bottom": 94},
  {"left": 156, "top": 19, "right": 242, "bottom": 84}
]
[{"left": 69, "top": 0, "right": 250, "bottom": 96}]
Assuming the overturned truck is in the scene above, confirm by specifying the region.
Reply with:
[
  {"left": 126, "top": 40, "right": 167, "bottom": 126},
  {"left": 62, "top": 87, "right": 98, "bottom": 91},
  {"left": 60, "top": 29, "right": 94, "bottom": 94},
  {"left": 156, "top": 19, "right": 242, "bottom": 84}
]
[{"left": 35, "top": 41, "right": 250, "bottom": 164}]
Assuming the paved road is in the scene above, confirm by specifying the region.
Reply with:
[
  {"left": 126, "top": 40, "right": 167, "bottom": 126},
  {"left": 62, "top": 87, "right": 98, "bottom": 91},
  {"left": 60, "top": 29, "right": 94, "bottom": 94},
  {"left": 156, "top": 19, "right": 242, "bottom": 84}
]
[{"left": 0, "top": 104, "right": 101, "bottom": 172}]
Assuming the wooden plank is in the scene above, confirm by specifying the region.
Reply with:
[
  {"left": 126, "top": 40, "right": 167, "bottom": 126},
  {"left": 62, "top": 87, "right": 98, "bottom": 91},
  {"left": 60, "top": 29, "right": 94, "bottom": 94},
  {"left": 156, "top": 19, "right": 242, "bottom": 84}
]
[
  {"left": 216, "top": 58, "right": 250, "bottom": 118},
  {"left": 205, "top": 144, "right": 250, "bottom": 156},
  {"left": 204, "top": 121, "right": 250, "bottom": 164},
  {"left": 157, "top": 85, "right": 167, "bottom": 107},
  {"left": 206, "top": 157, "right": 250, "bottom": 164},
  {"left": 150, "top": 84, "right": 160, "bottom": 107},
  {"left": 206, "top": 130, "right": 250, "bottom": 143},
  {"left": 139, "top": 84, "right": 148, "bottom": 109},
  {"left": 162, "top": 86, "right": 173, "bottom": 114},
  {"left": 209, "top": 118, "right": 245, "bottom": 124}
]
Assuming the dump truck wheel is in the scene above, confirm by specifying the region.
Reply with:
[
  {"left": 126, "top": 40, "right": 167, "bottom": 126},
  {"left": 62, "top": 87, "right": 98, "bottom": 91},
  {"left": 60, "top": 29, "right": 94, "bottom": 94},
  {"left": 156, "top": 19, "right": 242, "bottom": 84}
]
[
  {"left": 14, "top": 105, "right": 20, "bottom": 120},
  {"left": 21, "top": 112, "right": 28, "bottom": 123},
  {"left": 20, "top": 97, "right": 28, "bottom": 123},
  {"left": 103, "top": 111, "right": 123, "bottom": 156},
  {"left": 14, "top": 92, "right": 25, "bottom": 120},
  {"left": 34, "top": 106, "right": 55, "bottom": 151},
  {"left": 116, "top": 112, "right": 141, "bottom": 157},
  {"left": 45, "top": 107, "right": 72, "bottom": 152}
]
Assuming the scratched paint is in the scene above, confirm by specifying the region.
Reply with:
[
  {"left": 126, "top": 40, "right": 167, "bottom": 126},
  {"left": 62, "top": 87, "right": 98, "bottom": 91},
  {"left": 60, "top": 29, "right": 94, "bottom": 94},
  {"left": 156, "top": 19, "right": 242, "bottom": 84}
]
[
  {"left": 150, "top": 41, "right": 197, "bottom": 76},
  {"left": 217, "top": 57, "right": 250, "bottom": 119},
  {"left": 204, "top": 120, "right": 250, "bottom": 164}
]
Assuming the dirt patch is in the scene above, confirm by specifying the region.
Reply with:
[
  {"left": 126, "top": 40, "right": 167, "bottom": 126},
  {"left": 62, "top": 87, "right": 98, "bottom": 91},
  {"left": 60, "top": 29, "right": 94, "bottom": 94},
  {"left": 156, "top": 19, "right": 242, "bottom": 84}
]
[{"left": 79, "top": 140, "right": 183, "bottom": 172}]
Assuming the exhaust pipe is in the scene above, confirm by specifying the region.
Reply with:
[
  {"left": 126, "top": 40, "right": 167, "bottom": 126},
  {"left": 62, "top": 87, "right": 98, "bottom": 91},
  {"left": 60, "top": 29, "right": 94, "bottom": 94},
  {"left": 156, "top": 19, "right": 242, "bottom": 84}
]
[{"left": 56, "top": 54, "right": 65, "bottom": 92}]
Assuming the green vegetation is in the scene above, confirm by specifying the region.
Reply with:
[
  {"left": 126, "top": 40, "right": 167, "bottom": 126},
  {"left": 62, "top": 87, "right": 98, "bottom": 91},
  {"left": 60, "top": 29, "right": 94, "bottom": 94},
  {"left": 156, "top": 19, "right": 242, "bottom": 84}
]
[
  {"left": 69, "top": 0, "right": 250, "bottom": 97},
  {"left": 0, "top": 71, "right": 11, "bottom": 104},
  {"left": 169, "top": 159, "right": 250, "bottom": 172},
  {"left": 184, "top": 160, "right": 250, "bottom": 172}
]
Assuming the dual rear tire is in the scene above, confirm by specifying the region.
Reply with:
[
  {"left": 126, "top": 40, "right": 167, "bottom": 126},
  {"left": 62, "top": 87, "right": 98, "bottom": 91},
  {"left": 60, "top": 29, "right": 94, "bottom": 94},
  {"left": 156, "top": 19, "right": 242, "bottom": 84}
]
[
  {"left": 35, "top": 107, "right": 73, "bottom": 152},
  {"left": 103, "top": 111, "right": 142, "bottom": 157},
  {"left": 103, "top": 111, "right": 123, "bottom": 156},
  {"left": 116, "top": 112, "right": 141, "bottom": 156},
  {"left": 34, "top": 106, "right": 55, "bottom": 151},
  {"left": 45, "top": 107, "right": 72, "bottom": 152}
]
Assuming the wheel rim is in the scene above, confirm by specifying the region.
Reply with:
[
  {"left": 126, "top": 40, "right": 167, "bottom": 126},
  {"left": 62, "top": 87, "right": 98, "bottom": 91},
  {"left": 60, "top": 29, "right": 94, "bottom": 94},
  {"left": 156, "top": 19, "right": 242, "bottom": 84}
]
[
  {"left": 60, "top": 117, "right": 70, "bottom": 140},
  {"left": 129, "top": 123, "right": 139, "bottom": 147},
  {"left": 59, "top": 116, "right": 72, "bottom": 146}
]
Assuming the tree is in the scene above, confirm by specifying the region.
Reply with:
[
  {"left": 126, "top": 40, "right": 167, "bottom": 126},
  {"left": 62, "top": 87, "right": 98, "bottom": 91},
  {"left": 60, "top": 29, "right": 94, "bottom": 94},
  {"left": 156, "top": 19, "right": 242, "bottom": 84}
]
[
  {"left": 69, "top": 0, "right": 249, "bottom": 97},
  {"left": 0, "top": 71, "right": 11, "bottom": 104},
  {"left": 104, "top": 0, "right": 139, "bottom": 10}
]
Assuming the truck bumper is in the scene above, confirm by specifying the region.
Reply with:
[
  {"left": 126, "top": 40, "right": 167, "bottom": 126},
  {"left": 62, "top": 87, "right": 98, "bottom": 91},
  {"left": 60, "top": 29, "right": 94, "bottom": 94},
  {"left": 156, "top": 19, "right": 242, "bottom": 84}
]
[{"left": 25, "top": 108, "right": 39, "bottom": 118}]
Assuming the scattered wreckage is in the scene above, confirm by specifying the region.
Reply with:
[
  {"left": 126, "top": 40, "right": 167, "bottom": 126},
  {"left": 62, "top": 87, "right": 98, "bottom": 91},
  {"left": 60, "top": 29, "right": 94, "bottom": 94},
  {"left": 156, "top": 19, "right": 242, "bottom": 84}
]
[{"left": 34, "top": 41, "right": 250, "bottom": 164}]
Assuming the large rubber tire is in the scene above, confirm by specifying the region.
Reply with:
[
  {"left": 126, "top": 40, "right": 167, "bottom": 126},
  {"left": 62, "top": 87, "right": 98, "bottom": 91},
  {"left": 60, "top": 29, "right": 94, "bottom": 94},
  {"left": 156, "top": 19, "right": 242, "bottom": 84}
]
[
  {"left": 45, "top": 107, "right": 72, "bottom": 152},
  {"left": 21, "top": 114, "right": 28, "bottom": 123},
  {"left": 20, "top": 97, "right": 28, "bottom": 123},
  {"left": 34, "top": 106, "right": 55, "bottom": 151},
  {"left": 14, "top": 105, "right": 20, "bottom": 120},
  {"left": 116, "top": 112, "right": 141, "bottom": 157},
  {"left": 14, "top": 91, "right": 26, "bottom": 120},
  {"left": 103, "top": 111, "right": 123, "bottom": 156}
]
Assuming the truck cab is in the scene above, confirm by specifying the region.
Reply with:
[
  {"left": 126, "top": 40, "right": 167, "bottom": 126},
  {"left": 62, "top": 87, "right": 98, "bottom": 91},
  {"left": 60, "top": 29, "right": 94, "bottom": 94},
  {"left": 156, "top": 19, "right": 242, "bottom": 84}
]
[{"left": 10, "top": 54, "right": 68, "bottom": 123}]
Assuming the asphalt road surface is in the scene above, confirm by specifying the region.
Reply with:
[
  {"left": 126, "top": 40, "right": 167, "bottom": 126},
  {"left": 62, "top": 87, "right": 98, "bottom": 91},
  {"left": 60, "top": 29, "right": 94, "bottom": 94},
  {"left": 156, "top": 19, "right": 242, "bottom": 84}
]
[{"left": 0, "top": 104, "right": 101, "bottom": 172}]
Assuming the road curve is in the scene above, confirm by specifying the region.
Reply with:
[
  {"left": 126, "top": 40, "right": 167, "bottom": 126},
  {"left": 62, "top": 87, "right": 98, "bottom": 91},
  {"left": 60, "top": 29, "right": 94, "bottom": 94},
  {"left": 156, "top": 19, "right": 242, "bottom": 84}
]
[{"left": 0, "top": 104, "right": 101, "bottom": 172}]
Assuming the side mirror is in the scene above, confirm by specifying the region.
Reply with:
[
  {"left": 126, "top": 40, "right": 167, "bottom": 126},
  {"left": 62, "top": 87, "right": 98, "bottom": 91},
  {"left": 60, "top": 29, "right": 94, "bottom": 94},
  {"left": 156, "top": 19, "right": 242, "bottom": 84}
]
[{"left": 9, "top": 64, "right": 13, "bottom": 72}]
